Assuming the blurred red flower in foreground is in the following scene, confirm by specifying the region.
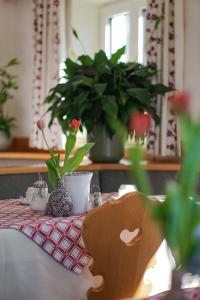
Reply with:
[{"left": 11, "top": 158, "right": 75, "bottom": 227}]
[
  {"left": 37, "top": 119, "right": 45, "bottom": 130},
  {"left": 71, "top": 119, "right": 81, "bottom": 129},
  {"left": 169, "top": 91, "right": 190, "bottom": 113},
  {"left": 129, "top": 112, "right": 152, "bottom": 138}
]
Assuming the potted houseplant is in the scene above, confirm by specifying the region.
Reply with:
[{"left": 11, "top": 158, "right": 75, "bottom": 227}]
[
  {"left": 129, "top": 92, "right": 200, "bottom": 298},
  {"left": 37, "top": 118, "right": 94, "bottom": 216},
  {"left": 0, "top": 58, "right": 19, "bottom": 151},
  {"left": 45, "top": 31, "right": 171, "bottom": 163}
]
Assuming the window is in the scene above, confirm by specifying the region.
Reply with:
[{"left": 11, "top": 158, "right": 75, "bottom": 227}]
[
  {"left": 138, "top": 8, "right": 147, "bottom": 64},
  {"left": 105, "top": 13, "right": 130, "bottom": 62},
  {"left": 101, "top": 0, "right": 147, "bottom": 63}
]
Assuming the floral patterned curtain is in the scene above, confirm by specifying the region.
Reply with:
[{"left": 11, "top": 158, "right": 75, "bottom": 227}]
[
  {"left": 30, "top": 0, "right": 63, "bottom": 149},
  {"left": 146, "top": 0, "right": 184, "bottom": 156}
]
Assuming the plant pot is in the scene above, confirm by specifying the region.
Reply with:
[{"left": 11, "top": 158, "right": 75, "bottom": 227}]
[
  {"left": 87, "top": 125, "right": 124, "bottom": 163},
  {"left": 0, "top": 132, "right": 12, "bottom": 151},
  {"left": 64, "top": 172, "right": 93, "bottom": 214}
]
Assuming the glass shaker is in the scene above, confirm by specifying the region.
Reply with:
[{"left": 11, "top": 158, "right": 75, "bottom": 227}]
[
  {"left": 31, "top": 175, "right": 48, "bottom": 213},
  {"left": 91, "top": 185, "right": 103, "bottom": 208}
]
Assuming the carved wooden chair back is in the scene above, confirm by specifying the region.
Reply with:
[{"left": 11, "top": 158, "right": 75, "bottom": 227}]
[{"left": 82, "top": 192, "right": 162, "bottom": 300}]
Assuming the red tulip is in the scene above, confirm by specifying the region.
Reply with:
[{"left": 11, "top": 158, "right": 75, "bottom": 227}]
[
  {"left": 169, "top": 91, "right": 190, "bottom": 113},
  {"left": 129, "top": 112, "right": 152, "bottom": 138},
  {"left": 71, "top": 119, "right": 81, "bottom": 129},
  {"left": 37, "top": 119, "right": 45, "bottom": 130}
]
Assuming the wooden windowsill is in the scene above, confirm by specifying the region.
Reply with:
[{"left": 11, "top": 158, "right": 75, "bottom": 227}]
[
  {"left": 0, "top": 152, "right": 65, "bottom": 160},
  {"left": 0, "top": 152, "right": 181, "bottom": 174}
]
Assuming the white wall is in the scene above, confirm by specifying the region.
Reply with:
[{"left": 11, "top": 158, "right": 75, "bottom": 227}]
[
  {"left": 184, "top": 0, "right": 200, "bottom": 119},
  {"left": 67, "top": 0, "right": 100, "bottom": 58},
  {"left": 0, "top": 0, "right": 33, "bottom": 137}
]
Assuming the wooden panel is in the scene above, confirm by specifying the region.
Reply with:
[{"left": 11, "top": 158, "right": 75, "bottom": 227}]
[
  {"left": 11, "top": 137, "right": 29, "bottom": 151},
  {"left": 82, "top": 192, "right": 162, "bottom": 300}
]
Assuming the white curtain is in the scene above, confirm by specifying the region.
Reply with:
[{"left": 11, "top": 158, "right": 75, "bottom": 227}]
[
  {"left": 30, "top": 0, "right": 66, "bottom": 149},
  {"left": 146, "top": 0, "right": 184, "bottom": 156}
]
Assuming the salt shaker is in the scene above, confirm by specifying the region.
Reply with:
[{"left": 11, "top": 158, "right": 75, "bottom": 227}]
[
  {"left": 25, "top": 187, "right": 34, "bottom": 202},
  {"left": 91, "top": 185, "right": 102, "bottom": 208},
  {"left": 31, "top": 174, "right": 48, "bottom": 213}
]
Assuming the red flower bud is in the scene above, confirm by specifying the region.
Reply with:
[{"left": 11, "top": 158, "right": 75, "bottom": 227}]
[
  {"left": 129, "top": 112, "right": 152, "bottom": 138},
  {"left": 169, "top": 91, "right": 190, "bottom": 113},
  {"left": 37, "top": 119, "right": 45, "bottom": 130},
  {"left": 71, "top": 119, "right": 81, "bottom": 129}
]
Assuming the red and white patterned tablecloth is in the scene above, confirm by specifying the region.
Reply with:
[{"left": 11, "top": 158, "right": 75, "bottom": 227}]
[{"left": 0, "top": 194, "right": 112, "bottom": 274}]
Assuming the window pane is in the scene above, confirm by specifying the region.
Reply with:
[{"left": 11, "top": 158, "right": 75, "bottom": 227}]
[
  {"left": 138, "top": 8, "right": 147, "bottom": 64},
  {"left": 105, "top": 20, "right": 111, "bottom": 57},
  {"left": 105, "top": 13, "right": 129, "bottom": 62}
]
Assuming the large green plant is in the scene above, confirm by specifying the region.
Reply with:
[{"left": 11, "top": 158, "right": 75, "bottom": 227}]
[
  {"left": 0, "top": 58, "right": 19, "bottom": 137},
  {"left": 45, "top": 44, "right": 171, "bottom": 137}
]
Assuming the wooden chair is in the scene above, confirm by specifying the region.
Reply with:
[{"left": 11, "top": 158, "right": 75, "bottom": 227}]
[{"left": 82, "top": 192, "right": 163, "bottom": 300}]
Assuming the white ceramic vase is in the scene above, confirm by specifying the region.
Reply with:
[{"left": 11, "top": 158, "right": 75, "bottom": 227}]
[{"left": 64, "top": 172, "right": 93, "bottom": 214}]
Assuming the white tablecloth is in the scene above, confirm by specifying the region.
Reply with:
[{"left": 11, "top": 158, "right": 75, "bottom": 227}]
[
  {"left": 0, "top": 229, "right": 93, "bottom": 300},
  {"left": 0, "top": 229, "right": 175, "bottom": 300}
]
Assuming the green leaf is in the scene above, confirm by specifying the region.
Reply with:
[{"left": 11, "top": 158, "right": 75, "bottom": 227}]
[
  {"left": 119, "top": 91, "right": 128, "bottom": 105},
  {"left": 61, "top": 143, "right": 94, "bottom": 176},
  {"left": 94, "top": 50, "right": 107, "bottom": 64},
  {"left": 65, "top": 132, "right": 76, "bottom": 159},
  {"left": 129, "top": 146, "right": 152, "bottom": 196},
  {"left": 102, "top": 95, "right": 118, "bottom": 117},
  {"left": 133, "top": 66, "right": 157, "bottom": 78},
  {"left": 0, "top": 93, "right": 8, "bottom": 104},
  {"left": 64, "top": 58, "right": 78, "bottom": 78},
  {"left": 179, "top": 127, "right": 200, "bottom": 196},
  {"left": 78, "top": 75, "right": 93, "bottom": 87},
  {"left": 52, "top": 83, "right": 69, "bottom": 94},
  {"left": 160, "top": 183, "right": 182, "bottom": 249},
  {"left": 128, "top": 88, "right": 150, "bottom": 104},
  {"left": 94, "top": 50, "right": 108, "bottom": 73},
  {"left": 155, "top": 16, "right": 163, "bottom": 30},
  {"left": 0, "top": 115, "right": 15, "bottom": 137},
  {"left": 108, "top": 116, "right": 128, "bottom": 141},
  {"left": 110, "top": 46, "right": 126, "bottom": 64},
  {"left": 180, "top": 115, "right": 196, "bottom": 151},
  {"left": 152, "top": 83, "right": 173, "bottom": 94},
  {"left": 78, "top": 55, "right": 93, "bottom": 66},
  {"left": 54, "top": 154, "right": 60, "bottom": 168},
  {"left": 45, "top": 158, "right": 59, "bottom": 189},
  {"left": 94, "top": 83, "right": 107, "bottom": 97},
  {"left": 72, "top": 28, "right": 79, "bottom": 40},
  {"left": 6, "top": 58, "right": 19, "bottom": 67},
  {"left": 79, "top": 102, "right": 93, "bottom": 116}
]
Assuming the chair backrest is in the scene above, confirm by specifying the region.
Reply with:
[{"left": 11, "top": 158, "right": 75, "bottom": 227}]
[{"left": 82, "top": 192, "right": 162, "bottom": 300}]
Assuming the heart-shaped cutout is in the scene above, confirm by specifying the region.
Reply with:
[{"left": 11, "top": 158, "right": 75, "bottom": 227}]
[
  {"left": 120, "top": 228, "right": 142, "bottom": 246},
  {"left": 91, "top": 275, "right": 104, "bottom": 292}
]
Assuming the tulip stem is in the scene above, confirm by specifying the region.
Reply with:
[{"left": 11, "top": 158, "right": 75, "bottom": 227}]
[{"left": 41, "top": 129, "right": 61, "bottom": 179}]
